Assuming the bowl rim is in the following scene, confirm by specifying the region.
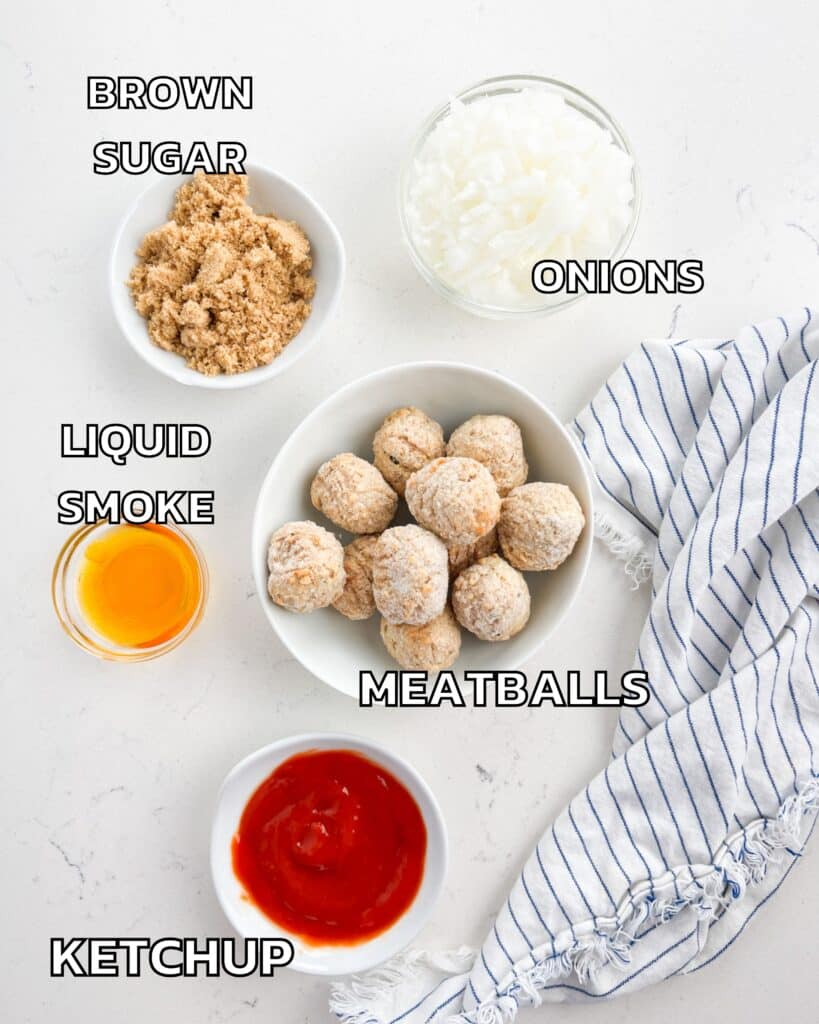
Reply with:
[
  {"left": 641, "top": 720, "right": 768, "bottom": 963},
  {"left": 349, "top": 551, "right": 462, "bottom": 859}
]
[
  {"left": 251, "top": 360, "right": 595, "bottom": 695},
  {"left": 209, "top": 731, "right": 449, "bottom": 975},
  {"left": 398, "top": 74, "right": 641, "bottom": 319},
  {"left": 108, "top": 160, "right": 346, "bottom": 390}
]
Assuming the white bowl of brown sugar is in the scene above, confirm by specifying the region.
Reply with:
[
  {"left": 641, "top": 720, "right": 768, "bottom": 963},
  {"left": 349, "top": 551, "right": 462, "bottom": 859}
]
[{"left": 109, "top": 164, "right": 345, "bottom": 389}]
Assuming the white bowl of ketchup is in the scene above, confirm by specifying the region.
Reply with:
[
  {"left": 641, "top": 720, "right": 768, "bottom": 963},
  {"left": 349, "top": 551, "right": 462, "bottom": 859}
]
[{"left": 210, "top": 733, "right": 448, "bottom": 975}]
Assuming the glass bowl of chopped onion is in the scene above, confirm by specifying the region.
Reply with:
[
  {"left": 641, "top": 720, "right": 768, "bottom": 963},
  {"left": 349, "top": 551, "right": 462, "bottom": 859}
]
[{"left": 399, "top": 75, "right": 640, "bottom": 319}]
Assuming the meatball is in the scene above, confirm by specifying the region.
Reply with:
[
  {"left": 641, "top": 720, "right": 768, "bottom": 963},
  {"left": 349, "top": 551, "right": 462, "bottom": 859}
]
[
  {"left": 452, "top": 555, "right": 530, "bottom": 641},
  {"left": 372, "top": 524, "right": 448, "bottom": 625},
  {"left": 498, "top": 482, "right": 585, "bottom": 571},
  {"left": 267, "top": 521, "right": 345, "bottom": 613},
  {"left": 310, "top": 453, "right": 397, "bottom": 534},
  {"left": 447, "top": 526, "right": 498, "bottom": 578},
  {"left": 373, "top": 407, "right": 446, "bottom": 496},
  {"left": 381, "top": 606, "right": 462, "bottom": 671},
  {"left": 332, "top": 536, "right": 379, "bottom": 621},
  {"left": 405, "top": 457, "right": 501, "bottom": 546},
  {"left": 446, "top": 415, "right": 528, "bottom": 496}
]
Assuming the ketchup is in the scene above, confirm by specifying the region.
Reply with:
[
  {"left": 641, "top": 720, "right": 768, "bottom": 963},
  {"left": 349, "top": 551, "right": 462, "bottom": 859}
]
[{"left": 231, "top": 749, "right": 427, "bottom": 945}]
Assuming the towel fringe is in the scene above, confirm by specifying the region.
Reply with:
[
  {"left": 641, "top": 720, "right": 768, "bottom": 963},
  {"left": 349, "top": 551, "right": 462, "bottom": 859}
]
[
  {"left": 329, "top": 949, "right": 475, "bottom": 1024},
  {"left": 329, "top": 781, "right": 818, "bottom": 1024},
  {"left": 449, "top": 779, "right": 818, "bottom": 1023},
  {"left": 593, "top": 509, "right": 653, "bottom": 589}
]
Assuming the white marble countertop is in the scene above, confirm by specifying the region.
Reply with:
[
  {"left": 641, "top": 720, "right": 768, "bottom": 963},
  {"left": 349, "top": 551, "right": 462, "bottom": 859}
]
[{"left": 3, "top": 0, "right": 818, "bottom": 1020}]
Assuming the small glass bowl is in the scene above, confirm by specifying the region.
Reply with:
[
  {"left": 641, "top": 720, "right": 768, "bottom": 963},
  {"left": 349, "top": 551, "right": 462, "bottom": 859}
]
[
  {"left": 398, "top": 74, "right": 641, "bottom": 320},
  {"left": 51, "top": 521, "right": 209, "bottom": 662}
]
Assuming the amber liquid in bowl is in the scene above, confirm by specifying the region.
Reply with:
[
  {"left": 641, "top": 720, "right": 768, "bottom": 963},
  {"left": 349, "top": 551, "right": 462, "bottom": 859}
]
[
  {"left": 76, "top": 524, "right": 203, "bottom": 649},
  {"left": 53, "top": 520, "right": 207, "bottom": 660}
]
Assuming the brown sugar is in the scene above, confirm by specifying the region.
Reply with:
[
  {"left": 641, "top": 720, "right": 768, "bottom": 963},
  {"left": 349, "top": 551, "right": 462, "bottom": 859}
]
[{"left": 128, "top": 173, "right": 315, "bottom": 375}]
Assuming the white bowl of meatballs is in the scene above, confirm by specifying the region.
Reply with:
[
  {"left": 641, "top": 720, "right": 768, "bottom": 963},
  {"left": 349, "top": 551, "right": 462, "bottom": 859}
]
[{"left": 252, "top": 362, "right": 593, "bottom": 697}]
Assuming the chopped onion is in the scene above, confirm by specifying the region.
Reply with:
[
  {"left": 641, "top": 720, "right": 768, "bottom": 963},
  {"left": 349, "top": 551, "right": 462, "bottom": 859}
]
[{"left": 405, "top": 89, "right": 634, "bottom": 309}]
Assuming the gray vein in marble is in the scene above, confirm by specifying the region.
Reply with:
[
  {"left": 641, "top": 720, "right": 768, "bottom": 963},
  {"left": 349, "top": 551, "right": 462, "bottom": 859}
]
[
  {"left": 91, "top": 785, "right": 128, "bottom": 805},
  {"left": 48, "top": 838, "right": 85, "bottom": 889},
  {"left": 666, "top": 303, "right": 682, "bottom": 338},
  {"left": 786, "top": 221, "right": 819, "bottom": 255},
  {"left": 475, "top": 764, "right": 494, "bottom": 783}
]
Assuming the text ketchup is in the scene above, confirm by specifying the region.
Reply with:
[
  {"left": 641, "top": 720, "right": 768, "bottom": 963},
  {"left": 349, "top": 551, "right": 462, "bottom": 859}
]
[{"left": 231, "top": 748, "right": 427, "bottom": 945}]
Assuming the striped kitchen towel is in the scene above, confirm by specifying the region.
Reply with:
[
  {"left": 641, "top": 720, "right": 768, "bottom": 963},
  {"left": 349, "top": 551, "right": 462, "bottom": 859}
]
[{"left": 330, "top": 309, "right": 819, "bottom": 1024}]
